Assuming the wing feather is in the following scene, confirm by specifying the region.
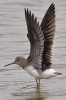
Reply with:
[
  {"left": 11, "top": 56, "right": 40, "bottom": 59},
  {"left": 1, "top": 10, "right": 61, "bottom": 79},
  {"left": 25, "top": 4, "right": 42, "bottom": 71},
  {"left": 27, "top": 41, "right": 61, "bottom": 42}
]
[
  {"left": 41, "top": 3, "right": 55, "bottom": 70},
  {"left": 25, "top": 8, "right": 44, "bottom": 69}
]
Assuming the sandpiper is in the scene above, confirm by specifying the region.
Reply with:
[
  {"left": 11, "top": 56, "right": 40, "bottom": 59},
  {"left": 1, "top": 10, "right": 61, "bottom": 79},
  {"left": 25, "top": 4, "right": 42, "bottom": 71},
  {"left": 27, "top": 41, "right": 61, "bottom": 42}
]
[{"left": 4, "top": 3, "right": 62, "bottom": 85}]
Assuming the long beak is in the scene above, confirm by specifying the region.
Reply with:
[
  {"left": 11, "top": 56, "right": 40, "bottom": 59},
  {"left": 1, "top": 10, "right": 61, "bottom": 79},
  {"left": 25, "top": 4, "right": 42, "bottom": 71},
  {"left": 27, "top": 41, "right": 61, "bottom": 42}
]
[{"left": 4, "top": 62, "right": 14, "bottom": 67}]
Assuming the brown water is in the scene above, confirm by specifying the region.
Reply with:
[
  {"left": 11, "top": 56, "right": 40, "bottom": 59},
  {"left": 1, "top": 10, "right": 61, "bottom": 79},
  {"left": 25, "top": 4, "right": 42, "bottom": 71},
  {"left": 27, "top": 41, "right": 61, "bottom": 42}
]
[{"left": 0, "top": 0, "right": 66, "bottom": 100}]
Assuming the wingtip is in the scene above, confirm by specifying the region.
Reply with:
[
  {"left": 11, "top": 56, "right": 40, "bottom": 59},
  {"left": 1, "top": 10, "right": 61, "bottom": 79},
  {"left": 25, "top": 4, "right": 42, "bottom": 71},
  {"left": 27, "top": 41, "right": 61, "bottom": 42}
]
[
  {"left": 24, "top": 8, "right": 26, "bottom": 11},
  {"left": 24, "top": 8, "right": 26, "bottom": 15},
  {"left": 51, "top": 3, "right": 55, "bottom": 7},
  {"left": 24, "top": 8, "right": 29, "bottom": 13}
]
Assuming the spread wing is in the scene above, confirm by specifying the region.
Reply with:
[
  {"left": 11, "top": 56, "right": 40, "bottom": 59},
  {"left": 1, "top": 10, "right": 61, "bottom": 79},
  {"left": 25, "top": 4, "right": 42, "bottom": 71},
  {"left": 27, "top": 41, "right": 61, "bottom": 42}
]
[
  {"left": 41, "top": 3, "right": 55, "bottom": 70},
  {"left": 25, "top": 8, "right": 44, "bottom": 69}
]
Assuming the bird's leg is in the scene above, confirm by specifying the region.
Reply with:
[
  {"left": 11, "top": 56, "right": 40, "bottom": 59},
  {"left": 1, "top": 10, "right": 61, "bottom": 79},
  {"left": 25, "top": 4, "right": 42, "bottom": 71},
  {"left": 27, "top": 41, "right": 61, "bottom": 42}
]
[
  {"left": 39, "top": 79, "right": 40, "bottom": 84},
  {"left": 36, "top": 79, "right": 38, "bottom": 84},
  {"left": 35, "top": 79, "right": 40, "bottom": 88},
  {"left": 36, "top": 79, "right": 40, "bottom": 84}
]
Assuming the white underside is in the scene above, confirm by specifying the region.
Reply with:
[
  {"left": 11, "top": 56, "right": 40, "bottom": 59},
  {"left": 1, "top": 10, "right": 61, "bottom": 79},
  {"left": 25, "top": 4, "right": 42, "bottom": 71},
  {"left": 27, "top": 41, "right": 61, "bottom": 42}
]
[{"left": 24, "top": 66, "right": 57, "bottom": 79}]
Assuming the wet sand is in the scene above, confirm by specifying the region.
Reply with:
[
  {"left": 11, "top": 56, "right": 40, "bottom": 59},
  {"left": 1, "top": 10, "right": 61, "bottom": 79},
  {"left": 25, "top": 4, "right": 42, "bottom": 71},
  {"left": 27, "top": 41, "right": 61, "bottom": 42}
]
[{"left": 0, "top": 0, "right": 66, "bottom": 100}]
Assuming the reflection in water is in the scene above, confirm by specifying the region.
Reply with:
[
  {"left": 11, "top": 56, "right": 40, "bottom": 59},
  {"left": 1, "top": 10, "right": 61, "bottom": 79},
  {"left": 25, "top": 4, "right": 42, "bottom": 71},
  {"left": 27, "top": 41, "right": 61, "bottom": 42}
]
[
  {"left": 12, "top": 85, "right": 49, "bottom": 100},
  {"left": 26, "top": 87, "right": 48, "bottom": 100}
]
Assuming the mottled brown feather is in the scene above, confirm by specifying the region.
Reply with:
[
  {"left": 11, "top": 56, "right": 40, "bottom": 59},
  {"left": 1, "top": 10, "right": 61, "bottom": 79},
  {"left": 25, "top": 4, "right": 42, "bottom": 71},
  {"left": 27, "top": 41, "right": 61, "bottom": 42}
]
[
  {"left": 24, "top": 3, "right": 55, "bottom": 71},
  {"left": 25, "top": 8, "right": 44, "bottom": 69},
  {"left": 41, "top": 3, "right": 55, "bottom": 70}
]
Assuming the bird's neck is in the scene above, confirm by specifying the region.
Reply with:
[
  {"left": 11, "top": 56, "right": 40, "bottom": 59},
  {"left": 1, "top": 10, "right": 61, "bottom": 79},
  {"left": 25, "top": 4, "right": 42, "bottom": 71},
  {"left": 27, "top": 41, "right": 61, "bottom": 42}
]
[{"left": 21, "top": 58, "right": 28, "bottom": 69}]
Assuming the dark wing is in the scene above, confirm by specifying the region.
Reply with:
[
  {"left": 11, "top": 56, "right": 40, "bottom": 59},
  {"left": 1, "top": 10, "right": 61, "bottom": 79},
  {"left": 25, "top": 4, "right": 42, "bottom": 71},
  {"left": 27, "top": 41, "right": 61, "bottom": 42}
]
[
  {"left": 41, "top": 3, "right": 55, "bottom": 70},
  {"left": 25, "top": 8, "right": 44, "bottom": 69}
]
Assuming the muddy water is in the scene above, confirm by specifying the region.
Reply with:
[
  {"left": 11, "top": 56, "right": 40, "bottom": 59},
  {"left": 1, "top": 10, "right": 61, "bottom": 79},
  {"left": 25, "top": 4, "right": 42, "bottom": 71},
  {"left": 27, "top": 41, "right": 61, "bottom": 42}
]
[{"left": 0, "top": 0, "right": 66, "bottom": 100}]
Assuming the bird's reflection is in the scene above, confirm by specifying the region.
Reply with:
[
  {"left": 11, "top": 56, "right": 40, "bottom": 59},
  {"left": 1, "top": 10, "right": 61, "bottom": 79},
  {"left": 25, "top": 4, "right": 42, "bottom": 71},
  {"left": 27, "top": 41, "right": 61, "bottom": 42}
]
[
  {"left": 26, "top": 85, "right": 49, "bottom": 100},
  {"left": 12, "top": 83, "right": 49, "bottom": 100}
]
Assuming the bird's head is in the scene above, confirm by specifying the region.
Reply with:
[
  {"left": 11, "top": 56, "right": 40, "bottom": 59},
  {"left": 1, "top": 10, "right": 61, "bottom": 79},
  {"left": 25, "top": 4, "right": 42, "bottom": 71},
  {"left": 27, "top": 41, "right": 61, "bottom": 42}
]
[{"left": 4, "top": 56, "right": 28, "bottom": 69}]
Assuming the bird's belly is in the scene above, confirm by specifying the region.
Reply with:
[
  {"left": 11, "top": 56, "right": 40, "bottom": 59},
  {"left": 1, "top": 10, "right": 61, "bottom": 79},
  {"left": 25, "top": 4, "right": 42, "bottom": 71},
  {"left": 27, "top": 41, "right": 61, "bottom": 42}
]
[
  {"left": 24, "top": 67, "right": 56, "bottom": 79},
  {"left": 24, "top": 66, "right": 41, "bottom": 79}
]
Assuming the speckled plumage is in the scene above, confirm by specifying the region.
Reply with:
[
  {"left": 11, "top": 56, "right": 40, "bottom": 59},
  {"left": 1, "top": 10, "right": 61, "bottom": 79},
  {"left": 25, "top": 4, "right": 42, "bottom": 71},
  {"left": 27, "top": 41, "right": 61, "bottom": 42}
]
[{"left": 4, "top": 3, "right": 62, "bottom": 85}]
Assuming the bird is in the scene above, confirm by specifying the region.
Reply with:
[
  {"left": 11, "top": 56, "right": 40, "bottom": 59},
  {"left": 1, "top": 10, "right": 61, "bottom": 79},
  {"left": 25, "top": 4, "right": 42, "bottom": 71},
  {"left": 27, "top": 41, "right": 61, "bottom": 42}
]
[{"left": 4, "top": 3, "right": 62, "bottom": 85}]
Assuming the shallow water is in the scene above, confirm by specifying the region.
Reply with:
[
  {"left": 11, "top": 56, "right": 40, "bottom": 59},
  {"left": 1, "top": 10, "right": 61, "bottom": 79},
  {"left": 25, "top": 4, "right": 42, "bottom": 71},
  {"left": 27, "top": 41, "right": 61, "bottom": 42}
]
[{"left": 0, "top": 0, "right": 66, "bottom": 100}]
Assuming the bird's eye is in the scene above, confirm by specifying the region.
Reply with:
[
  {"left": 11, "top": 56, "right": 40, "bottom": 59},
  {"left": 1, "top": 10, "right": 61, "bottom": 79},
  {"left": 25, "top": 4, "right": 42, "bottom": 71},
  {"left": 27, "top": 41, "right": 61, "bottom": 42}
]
[
  {"left": 16, "top": 59, "right": 19, "bottom": 61},
  {"left": 16, "top": 59, "right": 20, "bottom": 62}
]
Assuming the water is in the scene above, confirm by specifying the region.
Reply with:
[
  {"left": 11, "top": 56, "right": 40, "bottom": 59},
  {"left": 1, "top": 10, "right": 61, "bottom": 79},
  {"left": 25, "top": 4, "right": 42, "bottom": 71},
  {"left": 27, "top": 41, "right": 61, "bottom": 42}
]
[{"left": 0, "top": 0, "right": 66, "bottom": 100}]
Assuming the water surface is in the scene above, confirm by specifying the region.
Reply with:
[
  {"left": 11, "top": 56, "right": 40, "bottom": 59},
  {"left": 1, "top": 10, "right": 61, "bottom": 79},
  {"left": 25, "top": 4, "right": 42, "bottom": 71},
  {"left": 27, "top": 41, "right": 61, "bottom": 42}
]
[{"left": 0, "top": 0, "right": 66, "bottom": 100}]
